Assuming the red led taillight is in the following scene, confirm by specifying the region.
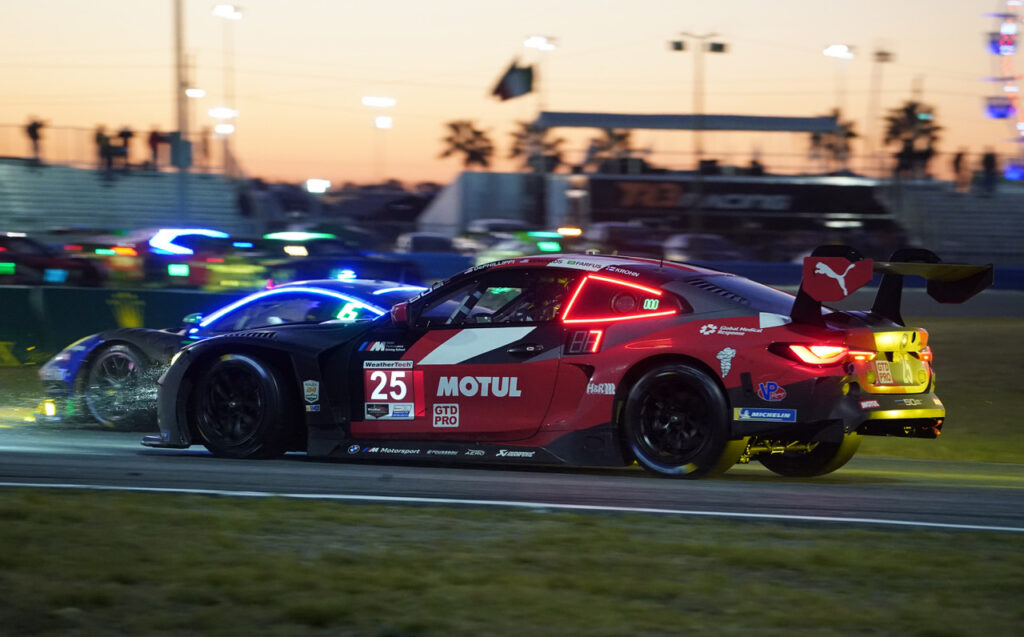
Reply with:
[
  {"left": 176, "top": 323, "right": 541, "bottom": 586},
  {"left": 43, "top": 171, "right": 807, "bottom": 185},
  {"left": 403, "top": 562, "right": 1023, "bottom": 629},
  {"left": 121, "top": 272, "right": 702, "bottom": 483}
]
[
  {"left": 770, "top": 343, "right": 849, "bottom": 366},
  {"left": 915, "top": 346, "right": 933, "bottom": 363}
]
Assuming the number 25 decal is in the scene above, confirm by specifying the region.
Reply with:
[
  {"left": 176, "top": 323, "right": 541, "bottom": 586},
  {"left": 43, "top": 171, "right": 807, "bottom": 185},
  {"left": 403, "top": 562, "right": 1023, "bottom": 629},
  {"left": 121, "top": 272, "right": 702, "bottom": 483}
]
[{"left": 369, "top": 370, "right": 408, "bottom": 401}]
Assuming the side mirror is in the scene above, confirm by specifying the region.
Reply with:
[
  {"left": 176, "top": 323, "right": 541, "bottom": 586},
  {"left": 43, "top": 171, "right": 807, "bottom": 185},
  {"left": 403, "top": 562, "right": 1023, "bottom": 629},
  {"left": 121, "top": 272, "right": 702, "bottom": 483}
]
[
  {"left": 182, "top": 312, "right": 203, "bottom": 326},
  {"left": 390, "top": 302, "right": 408, "bottom": 326}
]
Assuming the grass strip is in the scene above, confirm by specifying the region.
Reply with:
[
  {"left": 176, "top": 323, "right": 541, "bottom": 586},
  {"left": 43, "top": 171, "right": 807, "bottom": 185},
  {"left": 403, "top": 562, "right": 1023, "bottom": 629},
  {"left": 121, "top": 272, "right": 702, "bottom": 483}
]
[{"left": 0, "top": 490, "right": 1022, "bottom": 636}]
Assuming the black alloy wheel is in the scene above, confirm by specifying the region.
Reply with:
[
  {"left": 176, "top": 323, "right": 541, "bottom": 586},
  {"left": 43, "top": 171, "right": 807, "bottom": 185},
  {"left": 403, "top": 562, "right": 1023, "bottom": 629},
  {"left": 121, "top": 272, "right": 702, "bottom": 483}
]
[
  {"left": 624, "top": 363, "right": 743, "bottom": 478},
  {"left": 83, "top": 344, "right": 150, "bottom": 429},
  {"left": 193, "top": 354, "right": 292, "bottom": 459}
]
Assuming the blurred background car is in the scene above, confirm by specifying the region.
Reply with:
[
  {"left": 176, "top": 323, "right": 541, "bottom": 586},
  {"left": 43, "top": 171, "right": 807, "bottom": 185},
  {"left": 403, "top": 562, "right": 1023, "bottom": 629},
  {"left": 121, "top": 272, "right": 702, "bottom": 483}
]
[
  {"left": 453, "top": 218, "right": 539, "bottom": 255},
  {"left": 36, "top": 278, "right": 426, "bottom": 429},
  {"left": 662, "top": 233, "right": 746, "bottom": 262},
  {"left": 473, "top": 230, "right": 571, "bottom": 265},
  {"left": 0, "top": 231, "right": 106, "bottom": 286},
  {"left": 393, "top": 231, "right": 457, "bottom": 253},
  {"left": 582, "top": 222, "right": 664, "bottom": 258}
]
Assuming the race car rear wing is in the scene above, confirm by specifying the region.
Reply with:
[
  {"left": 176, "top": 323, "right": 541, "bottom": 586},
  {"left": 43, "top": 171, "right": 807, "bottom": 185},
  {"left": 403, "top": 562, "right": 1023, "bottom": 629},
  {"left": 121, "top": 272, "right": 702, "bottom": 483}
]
[{"left": 791, "top": 245, "right": 994, "bottom": 326}]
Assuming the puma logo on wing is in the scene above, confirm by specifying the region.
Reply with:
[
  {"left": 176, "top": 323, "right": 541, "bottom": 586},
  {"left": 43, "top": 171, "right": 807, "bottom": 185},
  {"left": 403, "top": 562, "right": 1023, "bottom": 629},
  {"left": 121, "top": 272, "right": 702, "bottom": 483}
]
[{"left": 814, "top": 261, "right": 856, "bottom": 297}]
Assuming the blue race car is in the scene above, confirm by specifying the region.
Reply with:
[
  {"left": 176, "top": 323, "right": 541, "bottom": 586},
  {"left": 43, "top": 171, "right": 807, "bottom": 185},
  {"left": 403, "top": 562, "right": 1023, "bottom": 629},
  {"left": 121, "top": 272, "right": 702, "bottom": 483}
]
[{"left": 37, "top": 279, "right": 426, "bottom": 429}]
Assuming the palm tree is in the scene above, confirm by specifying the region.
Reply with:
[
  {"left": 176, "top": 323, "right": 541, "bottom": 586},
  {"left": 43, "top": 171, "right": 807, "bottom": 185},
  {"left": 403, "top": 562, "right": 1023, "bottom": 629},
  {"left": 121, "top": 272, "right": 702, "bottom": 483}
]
[
  {"left": 883, "top": 100, "right": 942, "bottom": 177},
  {"left": 508, "top": 121, "right": 566, "bottom": 173},
  {"left": 809, "top": 108, "right": 858, "bottom": 172},
  {"left": 439, "top": 120, "right": 494, "bottom": 169},
  {"left": 583, "top": 128, "right": 636, "bottom": 171}
]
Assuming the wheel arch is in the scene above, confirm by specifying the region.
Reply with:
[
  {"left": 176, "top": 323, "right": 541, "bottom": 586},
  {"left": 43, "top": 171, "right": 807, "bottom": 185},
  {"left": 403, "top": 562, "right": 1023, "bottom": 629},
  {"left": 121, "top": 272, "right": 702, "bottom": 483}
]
[
  {"left": 613, "top": 353, "right": 734, "bottom": 459},
  {"left": 181, "top": 342, "right": 304, "bottom": 442}
]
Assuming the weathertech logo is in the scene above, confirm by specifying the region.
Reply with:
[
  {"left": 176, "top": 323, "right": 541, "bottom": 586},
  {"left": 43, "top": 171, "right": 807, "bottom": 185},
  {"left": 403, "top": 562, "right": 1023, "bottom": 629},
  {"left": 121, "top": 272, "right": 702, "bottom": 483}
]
[{"left": 437, "top": 376, "right": 522, "bottom": 398}]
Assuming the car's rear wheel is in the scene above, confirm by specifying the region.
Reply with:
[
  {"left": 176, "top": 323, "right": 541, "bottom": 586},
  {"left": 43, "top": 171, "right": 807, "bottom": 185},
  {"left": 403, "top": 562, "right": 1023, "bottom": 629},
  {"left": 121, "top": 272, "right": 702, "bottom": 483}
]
[
  {"left": 82, "top": 344, "right": 151, "bottom": 429},
  {"left": 192, "top": 354, "right": 293, "bottom": 459},
  {"left": 757, "top": 433, "right": 862, "bottom": 477},
  {"left": 623, "top": 363, "right": 739, "bottom": 478}
]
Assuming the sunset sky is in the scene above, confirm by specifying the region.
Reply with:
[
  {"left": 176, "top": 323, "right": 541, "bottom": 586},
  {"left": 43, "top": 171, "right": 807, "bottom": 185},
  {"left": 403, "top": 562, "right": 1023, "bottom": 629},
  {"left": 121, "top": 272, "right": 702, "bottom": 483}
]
[{"left": 0, "top": 0, "right": 1017, "bottom": 185}]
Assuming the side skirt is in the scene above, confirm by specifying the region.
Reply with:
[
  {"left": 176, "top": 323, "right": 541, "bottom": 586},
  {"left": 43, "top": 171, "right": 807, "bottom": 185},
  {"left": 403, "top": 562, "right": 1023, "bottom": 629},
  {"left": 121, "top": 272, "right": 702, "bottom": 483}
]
[{"left": 308, "top": 422, "right": 628, "bottom": 468}]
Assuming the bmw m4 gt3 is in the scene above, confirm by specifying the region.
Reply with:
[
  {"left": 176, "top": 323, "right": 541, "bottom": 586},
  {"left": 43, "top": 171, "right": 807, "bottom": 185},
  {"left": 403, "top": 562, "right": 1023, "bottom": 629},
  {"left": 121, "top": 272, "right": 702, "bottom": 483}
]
[{"left": 144, "top": 246, "right": 991, "bottom": 478}]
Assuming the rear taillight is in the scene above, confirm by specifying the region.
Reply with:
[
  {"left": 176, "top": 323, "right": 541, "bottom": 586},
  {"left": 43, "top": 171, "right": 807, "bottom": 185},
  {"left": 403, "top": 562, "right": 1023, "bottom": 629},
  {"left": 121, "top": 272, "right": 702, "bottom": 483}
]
[
  {"left": 914, "top": 346, "right": 933, "bottom": 363},
  {"left": 770, "top": 343, "right": 849, "bottom": 366},
  {"left": 847, "top": 349, "right": 877, "bottom": 362}
]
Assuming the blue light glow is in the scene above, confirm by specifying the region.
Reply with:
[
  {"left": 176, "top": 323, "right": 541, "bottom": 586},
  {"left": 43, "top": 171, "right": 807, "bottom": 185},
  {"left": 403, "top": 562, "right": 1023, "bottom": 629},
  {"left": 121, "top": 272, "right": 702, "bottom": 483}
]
[
  {"left": 197, "top": 287, "right": 385, "bottom": 328},
  {"left": 232, "top": 241, "right": 254, "bottom": 248},
  {"left": 334, "top": 269, "right": 357, "bottom": 281},
  {"left": 149, "top": 228, "right": 230, "bottom": 256},
  {"left": 372, "top": 285, "right": 429, "bottom": 295}
]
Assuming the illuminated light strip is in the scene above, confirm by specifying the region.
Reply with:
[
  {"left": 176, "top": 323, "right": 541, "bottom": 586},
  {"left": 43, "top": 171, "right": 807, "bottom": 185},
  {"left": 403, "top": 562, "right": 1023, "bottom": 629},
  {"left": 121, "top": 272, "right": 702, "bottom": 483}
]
[
  {"left": 587, "top": 274, "right": 663, "bottom": 296},
  {"left": 198, "top": 287, "right": 385, "bottom": 327},
  {"left": 0, "top": 482, "right": 1021, "bottom": 534},
  {"left": 561, "top": 275, "right": 677, "bottom": 324},
  {"left": 373, "top": 286, "right": 429, "bottom": 295}
]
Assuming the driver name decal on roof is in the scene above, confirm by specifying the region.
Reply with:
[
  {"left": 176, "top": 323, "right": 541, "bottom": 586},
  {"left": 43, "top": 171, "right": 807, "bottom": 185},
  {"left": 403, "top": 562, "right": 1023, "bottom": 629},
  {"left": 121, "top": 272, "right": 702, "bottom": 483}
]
[{"left": 547, "top": 257, "right": 619, "bottom": 271}]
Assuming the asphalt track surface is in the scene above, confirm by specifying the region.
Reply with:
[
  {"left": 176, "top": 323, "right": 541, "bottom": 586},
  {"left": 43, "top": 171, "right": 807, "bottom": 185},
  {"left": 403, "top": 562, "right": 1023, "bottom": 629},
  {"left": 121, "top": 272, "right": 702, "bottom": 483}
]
[{"left": 1, "top": 423, "right": 1022, "bottom": 533}]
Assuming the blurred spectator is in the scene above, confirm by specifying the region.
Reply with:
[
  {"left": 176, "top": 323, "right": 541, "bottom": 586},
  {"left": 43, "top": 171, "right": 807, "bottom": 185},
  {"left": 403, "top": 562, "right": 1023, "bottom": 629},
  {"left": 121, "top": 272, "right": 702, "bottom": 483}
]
[
  {"left": 117, "top": 127, "right": 134, "bottom": 167},
  {"left": 95, "top": 126, "right": 114, "bottom": 173},
  {"left": 199, "top": 126, "right": 211, "bottom": 170},
  {"left": 981, "top": 149, "right": 998, "bottom": 196},
  {"left": 952, "top": 149, "right": 966, "bottom": 193},
  {"left": 147, "top": 127, "right": 162, "bottom": 169},
  {"left": 25, "top": 118, "right": 44, "bottom": 162}
]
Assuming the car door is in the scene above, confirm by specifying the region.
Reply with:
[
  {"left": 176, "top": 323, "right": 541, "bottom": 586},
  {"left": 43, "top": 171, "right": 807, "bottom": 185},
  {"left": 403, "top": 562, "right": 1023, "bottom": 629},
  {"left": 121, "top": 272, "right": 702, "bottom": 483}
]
[{"left": 351, "top": 267, "right": 580, "bottom": 442}]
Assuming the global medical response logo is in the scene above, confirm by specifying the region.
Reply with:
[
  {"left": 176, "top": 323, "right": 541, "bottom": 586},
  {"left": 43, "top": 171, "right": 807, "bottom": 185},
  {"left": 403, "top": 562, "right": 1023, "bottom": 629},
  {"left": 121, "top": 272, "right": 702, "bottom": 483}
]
[{"left": 802, "top": 257, "right": 873, "bottom": 302}]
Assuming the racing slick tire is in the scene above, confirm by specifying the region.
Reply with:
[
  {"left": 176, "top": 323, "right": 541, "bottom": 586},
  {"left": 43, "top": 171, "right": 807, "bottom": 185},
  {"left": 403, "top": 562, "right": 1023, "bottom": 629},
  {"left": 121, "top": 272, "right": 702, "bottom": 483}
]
[
  {"left": 82, "top": 344, "right": 151, "bottom": 429},
  {"left": 192, "top": 354, "right": 295, "bottom": 459},
  {"left": 623, "top": 363, "right": 739, "bottom": 479},
  {"left": 757, "top": 432, "right": 862, "bottom": 477}
]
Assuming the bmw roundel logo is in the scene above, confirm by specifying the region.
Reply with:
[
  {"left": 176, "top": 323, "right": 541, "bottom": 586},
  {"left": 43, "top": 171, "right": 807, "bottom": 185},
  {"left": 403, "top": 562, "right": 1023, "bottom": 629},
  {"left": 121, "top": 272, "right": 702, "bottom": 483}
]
[{"left": 347, "top": 444, "right": 361, "bottom": 455}]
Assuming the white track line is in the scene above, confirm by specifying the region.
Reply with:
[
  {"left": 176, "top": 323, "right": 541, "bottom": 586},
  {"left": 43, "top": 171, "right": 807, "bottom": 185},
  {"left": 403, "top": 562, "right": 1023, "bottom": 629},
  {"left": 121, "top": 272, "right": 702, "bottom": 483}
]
[{"left": 2, "top": 481, "right": 1022, "bottom": 533}]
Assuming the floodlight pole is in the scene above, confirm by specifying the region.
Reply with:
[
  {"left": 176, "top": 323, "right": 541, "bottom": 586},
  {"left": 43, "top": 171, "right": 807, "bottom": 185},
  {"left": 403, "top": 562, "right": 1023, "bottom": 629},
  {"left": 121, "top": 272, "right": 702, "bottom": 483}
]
[{"left": 173, "top": 0, "right": 190, "bottom": 222}]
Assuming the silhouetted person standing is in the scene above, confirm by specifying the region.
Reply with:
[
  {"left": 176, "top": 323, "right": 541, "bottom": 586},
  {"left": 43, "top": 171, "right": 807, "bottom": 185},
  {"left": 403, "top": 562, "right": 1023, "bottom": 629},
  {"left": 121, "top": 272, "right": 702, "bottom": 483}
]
[
  {"left": 982, "top": 149, "right": 998, "bottom": 196},
  {"left": 25, "top": 118, "right": 44, "bottom": 162},
  {"left": 147, "top": 127, "right": 162, "bottom": 169},
  {"left": 952, "top": 149, "right": 968, "bottom": 193},
  {"left": 117, "top": 127, "right": 134, "bottom": 168}
]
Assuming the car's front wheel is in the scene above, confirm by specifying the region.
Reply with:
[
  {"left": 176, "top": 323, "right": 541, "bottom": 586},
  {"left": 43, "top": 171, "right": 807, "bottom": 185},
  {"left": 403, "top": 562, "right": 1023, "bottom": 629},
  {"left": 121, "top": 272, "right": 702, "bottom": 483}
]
[
  {"left": 623, "top": 363, "right": 741, "bottom": 478},
  {"left": 192, "top": 354, "right": 294, "bottom": 459},
  {"left": 82, "top": 344, "right": 151, "bottom": 429},
  {"left": 757, "top": 433, "right": 862, "bottom": 477}
]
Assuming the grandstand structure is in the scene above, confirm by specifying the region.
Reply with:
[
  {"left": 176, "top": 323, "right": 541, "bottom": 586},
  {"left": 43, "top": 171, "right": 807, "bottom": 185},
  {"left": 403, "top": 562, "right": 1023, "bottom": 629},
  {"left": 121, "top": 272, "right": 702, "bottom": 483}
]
[{"left": 0, "top": 159, "right": 255, "bottom": 235}]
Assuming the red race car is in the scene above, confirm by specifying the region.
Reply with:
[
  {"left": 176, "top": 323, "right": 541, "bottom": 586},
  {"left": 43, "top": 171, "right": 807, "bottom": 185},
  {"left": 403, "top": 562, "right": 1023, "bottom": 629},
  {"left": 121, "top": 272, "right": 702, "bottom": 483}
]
[{"left": 145, "top": 246, "right": 992, "bottom": 478}]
